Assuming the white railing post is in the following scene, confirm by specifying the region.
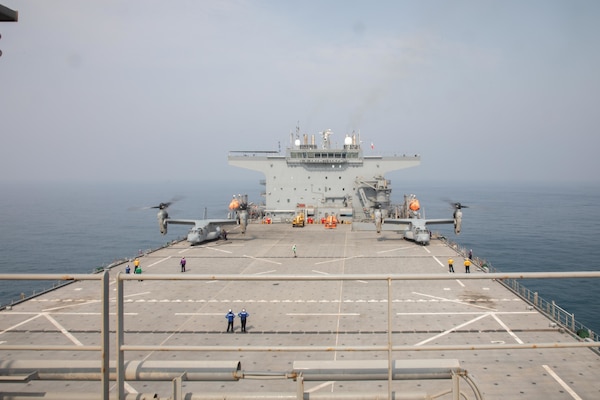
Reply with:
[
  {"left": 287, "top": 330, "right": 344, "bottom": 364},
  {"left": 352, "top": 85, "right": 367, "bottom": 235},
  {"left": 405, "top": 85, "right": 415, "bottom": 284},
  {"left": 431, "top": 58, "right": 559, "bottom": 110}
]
[
  {"left": 101, "top": 270, "right": 110, "bottom": 400},
  {"left": 116, "top": 272, "right": 125, "bottom": 399}
]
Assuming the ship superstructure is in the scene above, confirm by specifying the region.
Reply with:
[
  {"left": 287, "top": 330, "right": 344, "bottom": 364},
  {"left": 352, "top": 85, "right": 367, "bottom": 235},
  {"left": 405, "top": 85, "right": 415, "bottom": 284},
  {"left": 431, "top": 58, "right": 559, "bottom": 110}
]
[{"left": 228, "top": 128, "right": 420, "bottom": 222}]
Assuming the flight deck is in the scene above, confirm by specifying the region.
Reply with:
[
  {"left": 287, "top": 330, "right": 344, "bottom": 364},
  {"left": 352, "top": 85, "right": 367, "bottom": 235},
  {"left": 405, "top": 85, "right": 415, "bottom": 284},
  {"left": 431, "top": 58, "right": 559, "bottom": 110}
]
[{"left": 1, "top": 223, "right": 599, "bottom": 399}]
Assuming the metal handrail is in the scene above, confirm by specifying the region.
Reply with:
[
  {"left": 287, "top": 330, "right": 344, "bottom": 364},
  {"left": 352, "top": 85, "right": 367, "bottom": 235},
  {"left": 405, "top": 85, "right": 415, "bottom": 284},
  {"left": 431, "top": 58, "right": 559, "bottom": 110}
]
[
  {"left": 0, "top": 272, "right": 111, "bottom": 399},
  {"left": 114, "top": 271, "right": 600, "bottom": 399},
  {"left": 2, "top": 268, "right": 600, "bottom": 399}
]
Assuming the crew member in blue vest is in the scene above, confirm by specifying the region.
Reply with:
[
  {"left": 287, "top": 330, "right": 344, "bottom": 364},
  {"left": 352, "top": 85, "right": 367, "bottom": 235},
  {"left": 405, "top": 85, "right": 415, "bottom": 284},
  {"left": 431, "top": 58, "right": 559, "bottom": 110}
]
[
  {"left": 238, "top": 308, "right": 249, "bottom": 332},
  {"left": 225, "top": 309, "right": 235, "bottom": 333}
]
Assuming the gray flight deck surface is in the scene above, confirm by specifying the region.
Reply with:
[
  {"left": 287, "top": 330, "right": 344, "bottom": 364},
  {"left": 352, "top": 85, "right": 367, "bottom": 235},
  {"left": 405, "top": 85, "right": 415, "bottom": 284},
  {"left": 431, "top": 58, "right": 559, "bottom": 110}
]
[{"left": 1, "top": 223, "right": 600, "bottom": 399}]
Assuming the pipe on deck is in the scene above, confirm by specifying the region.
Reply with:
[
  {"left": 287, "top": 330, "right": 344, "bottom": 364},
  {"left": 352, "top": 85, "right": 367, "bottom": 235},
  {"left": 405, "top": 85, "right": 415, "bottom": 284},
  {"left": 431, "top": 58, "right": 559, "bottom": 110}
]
[
  {"left": 293, "top": 359, "right": 462, "bottom": 381},
  {"left": 0, "top": 360, "right": 241, "bottom": 381}
]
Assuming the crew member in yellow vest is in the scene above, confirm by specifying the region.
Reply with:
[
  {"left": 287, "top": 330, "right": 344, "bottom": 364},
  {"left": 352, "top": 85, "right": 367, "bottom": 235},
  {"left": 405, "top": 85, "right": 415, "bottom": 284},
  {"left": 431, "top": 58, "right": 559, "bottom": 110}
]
[{"left": 464, "top": 258, "right": 471, "bottom": 273}]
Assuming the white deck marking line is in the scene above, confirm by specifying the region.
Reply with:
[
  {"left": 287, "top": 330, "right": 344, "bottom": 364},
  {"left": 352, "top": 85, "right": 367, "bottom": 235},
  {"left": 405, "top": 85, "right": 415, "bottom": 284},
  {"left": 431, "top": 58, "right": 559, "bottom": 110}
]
[
  {"left": 42, "top": 291, "right": 151, "bottom": 312},
  {"left": 0, "top": 314, "right": 43, "bottom": 335},
  {"left": 43, "top": 313, "right": 84, "bottom": 346},
  {"left": 432, "top": 257, "right": 465, "bottom": 286},
  {"left": 542, "top": 365, "right": 583, "bottom": 400},
  {"left": 205, "top": 247, "right": 232, "bottom": 254},
  {"left": 397, "top": 311, "right": 537, "bottom": 316},
  {"left": 313, "top": 270, "right": 368, "bottom": 283},
  {"left": 254, "top": 270, "right": 277, "bottom": 275},
  {"left": 422, "top": 247, "right": 431, "bottom": 254},
  {"left": 175, "top": 313, "right": 225, "bottom": 316},
  {"left": 124, "top": 382, "right": 138, "bottom": 394},
  {"left": 415, "top": 313, "right": 490, "bottom": 346},
  {"left": 145, "top": 256, "right": 171, "bottom": 269},
  {"left": 2, "top": 311, "right": 139, "bottom": 316},
  {"left": 123, "top": 291, "right": 152, "bottom": 298},
  {"left": 491, "top": 313, "right": 524, "bottom": 344},
  {"left": 43, "top": 299, "right": 101, "bottom": 312},
  {"left": 178, "top": 248, "right": 191, "bottom": 254},
  {"left": 377, "top": 247, "right": 411, "bottom": 254},
  {"left": 243, "top": 255, "right": 282, "bottom": 265},
  {"left": 287, "top": 313, "right": 360, "bottom": 316},
  {"left": 413, "top": 292, "right": 497, "bottom": 311},
  {"left": 314, "top": 256, "right": 360, "bottom": 265},
  {"left": 307, "top": 381, "right": 334, "bottom": 393}
]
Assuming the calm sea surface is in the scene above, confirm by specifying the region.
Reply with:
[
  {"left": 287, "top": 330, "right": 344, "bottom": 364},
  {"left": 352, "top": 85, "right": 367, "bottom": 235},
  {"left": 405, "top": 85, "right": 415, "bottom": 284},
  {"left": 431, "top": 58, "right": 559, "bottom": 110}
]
[{"left": 1, "top": 180, "right": 599, "bottom": 333}]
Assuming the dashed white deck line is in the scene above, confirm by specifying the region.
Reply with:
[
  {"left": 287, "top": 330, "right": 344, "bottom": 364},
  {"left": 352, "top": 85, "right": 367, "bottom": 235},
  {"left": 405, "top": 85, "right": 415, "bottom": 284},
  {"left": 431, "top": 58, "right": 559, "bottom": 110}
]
[
  {"left": 2, "top": 311, "right": 139, "bottom": 317},
  {"left": 175, "top": 313, "right": 224, "bottom": 316},
  {"left": 33, "top": 297, "right": 520, "bottom": 304},
  {"left": 542, "top": 365, "right": 583, "bottom": 400},
  {"left": 286, "top": 313, "right": 360, "bottom": 316},
  {"left": 243, "top": 255, "right": 282, "bottom": 265},
  {"left": 43, "top": 313, "right": 84, "bottom": 346},
  {"left": 491, "top": 312, "right": 524, "bottom": 344},
  {"left": 397, "top": 311, "right": 537, "bottom": 316}
]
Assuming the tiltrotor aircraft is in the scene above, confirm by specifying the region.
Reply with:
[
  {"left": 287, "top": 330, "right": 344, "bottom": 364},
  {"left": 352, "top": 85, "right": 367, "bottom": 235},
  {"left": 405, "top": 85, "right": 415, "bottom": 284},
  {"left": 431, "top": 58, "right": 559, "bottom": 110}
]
[
  {"left": 149, "top": 195, "right": 249, "bottom": 245},
  {"left": 374, "top": 194, "right": 466, "bottom": 245}
]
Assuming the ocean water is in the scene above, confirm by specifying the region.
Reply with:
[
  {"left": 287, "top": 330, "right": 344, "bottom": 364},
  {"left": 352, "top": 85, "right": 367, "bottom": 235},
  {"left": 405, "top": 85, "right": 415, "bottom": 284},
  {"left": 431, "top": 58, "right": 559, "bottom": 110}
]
[{"left": 1, "top": 180, "right": 599, "bottom": 334}]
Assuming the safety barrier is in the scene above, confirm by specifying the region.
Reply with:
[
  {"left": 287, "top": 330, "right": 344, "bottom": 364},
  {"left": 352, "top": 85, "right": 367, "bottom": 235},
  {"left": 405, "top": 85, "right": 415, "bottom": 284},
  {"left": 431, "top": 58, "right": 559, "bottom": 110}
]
[{"left": 2, "top": 270, "right": 600, "bottom": 399}]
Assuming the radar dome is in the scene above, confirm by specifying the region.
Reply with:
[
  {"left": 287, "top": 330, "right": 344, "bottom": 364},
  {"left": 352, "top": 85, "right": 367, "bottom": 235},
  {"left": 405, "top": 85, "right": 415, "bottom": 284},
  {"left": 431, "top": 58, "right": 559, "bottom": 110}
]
[
  {"left": 344, "top": 136, "right": 353, "bottom": 145},
  {"left": 294, "top": 139, "right": 301, "bottom": 146}
]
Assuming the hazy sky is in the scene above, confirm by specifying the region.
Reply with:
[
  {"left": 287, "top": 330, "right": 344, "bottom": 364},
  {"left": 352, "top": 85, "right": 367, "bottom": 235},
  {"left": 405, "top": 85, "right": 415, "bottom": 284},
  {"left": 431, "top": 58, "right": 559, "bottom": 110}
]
[{"left": 1, "top": 1, "right": 599, "bottom": 184}]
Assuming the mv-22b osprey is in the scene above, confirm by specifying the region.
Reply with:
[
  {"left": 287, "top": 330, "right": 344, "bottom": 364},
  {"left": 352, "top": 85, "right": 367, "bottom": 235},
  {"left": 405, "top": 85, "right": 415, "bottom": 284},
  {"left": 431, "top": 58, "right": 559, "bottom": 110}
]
[
  {"left": 151, "top": 195, "right": 249, "bottom": 245},
  {"left": 375, "top": 194, "right": 466, "bottom": 245}
]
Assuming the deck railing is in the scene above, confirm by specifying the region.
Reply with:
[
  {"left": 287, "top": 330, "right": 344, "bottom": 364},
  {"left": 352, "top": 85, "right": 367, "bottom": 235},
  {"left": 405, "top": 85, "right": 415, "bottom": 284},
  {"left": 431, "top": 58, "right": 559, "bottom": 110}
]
[
  {"left": 441, "top": 237, "right": 599, "bottom": 344},
  {"left": 2, "top": 241, "right": 600, "bottom": 399}
]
